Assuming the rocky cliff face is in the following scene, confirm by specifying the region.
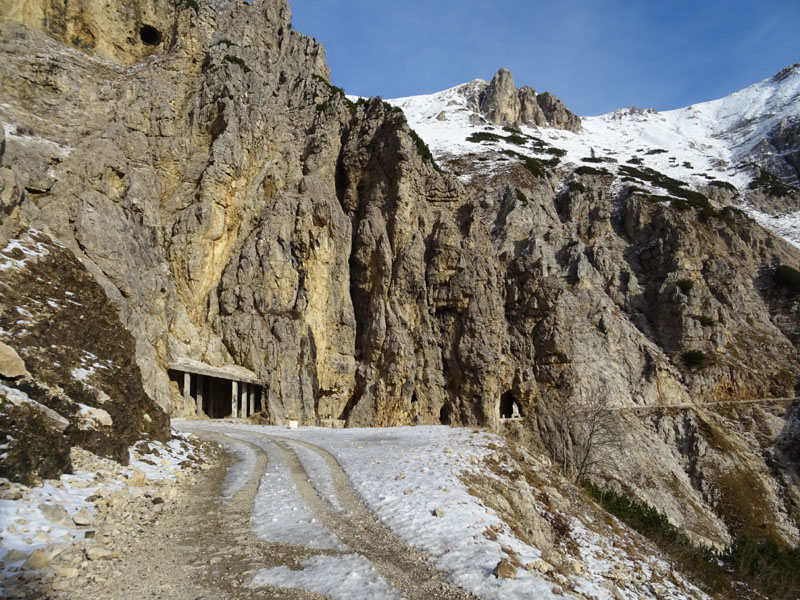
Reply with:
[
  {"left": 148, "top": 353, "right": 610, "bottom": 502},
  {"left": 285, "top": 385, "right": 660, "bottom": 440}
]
[
  {"left": 740, "top": 64, "right": 800, "bottom": 188},
  {"left": 1, "top": 0, "right": 799, "bottom": 552}
]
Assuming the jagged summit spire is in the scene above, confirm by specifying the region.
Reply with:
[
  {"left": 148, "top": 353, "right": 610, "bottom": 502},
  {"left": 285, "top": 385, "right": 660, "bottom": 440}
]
[{"left": 473, "top": 67, "right": 581, "bottom": 132}]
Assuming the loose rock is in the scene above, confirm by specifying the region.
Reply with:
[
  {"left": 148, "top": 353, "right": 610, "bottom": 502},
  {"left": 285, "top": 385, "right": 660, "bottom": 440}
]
[{"left": 493, "top": 558, "right": 518, "bottom": 579}]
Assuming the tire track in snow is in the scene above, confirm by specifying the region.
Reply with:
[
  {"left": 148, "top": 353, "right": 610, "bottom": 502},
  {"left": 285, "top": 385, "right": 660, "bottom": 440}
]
[
  {"left": 178, "top": 422, "right": 480, "bottom": 600},
  {"left": 260, "top": 434, "right": 481, "bottom": 600}
]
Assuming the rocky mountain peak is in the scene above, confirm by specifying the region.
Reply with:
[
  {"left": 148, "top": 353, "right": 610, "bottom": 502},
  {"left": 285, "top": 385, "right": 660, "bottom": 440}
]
[
  {"left": 774, "top": 62, "right": 800, "bottom": 82},
  {"left": 473, "top": 68, "right": 581, "bottom": 132}
]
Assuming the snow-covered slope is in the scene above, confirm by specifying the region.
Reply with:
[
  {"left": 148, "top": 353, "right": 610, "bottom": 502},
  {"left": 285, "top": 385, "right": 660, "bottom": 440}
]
[{"left": 387, "top": 64, "right": 800, "bottom": 247}]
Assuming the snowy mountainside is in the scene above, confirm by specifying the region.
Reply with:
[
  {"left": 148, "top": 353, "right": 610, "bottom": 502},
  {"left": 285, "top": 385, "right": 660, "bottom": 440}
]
[{"left": 387, "top": 64, "right": 800, "bottom": 247}]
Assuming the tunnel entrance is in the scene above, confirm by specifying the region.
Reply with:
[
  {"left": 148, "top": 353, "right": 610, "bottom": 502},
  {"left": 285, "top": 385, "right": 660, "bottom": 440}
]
[
  {"left": 499, "top": 391, "right": 521, "bottom": 420},
  {"left": 139, "top": 25, "right": 162, "bottom": 46},
  {"left": 169, "top": 360, "right": 263, "bottom": 418},
  {"left": 439, "top": 403, "right": 452, "bottom": 425}
]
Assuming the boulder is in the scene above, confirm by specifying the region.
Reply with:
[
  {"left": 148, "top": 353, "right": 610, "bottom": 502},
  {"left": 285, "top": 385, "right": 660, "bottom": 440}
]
[
  {"left": 492, "top": 558, "right": 518, "bottom": 579},
  {"left": 0, "top": 342, "right": 27, "bottom": 378}
]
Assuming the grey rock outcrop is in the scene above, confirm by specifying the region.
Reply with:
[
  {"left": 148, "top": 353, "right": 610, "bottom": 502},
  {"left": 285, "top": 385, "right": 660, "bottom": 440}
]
[{"left": 475, "top": 68, "right": 581, "bottom": 131}]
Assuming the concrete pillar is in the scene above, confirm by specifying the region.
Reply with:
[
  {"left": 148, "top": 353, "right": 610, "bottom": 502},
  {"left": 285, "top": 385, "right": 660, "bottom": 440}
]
[
  {"left": 183, "top": 372, "right": 191, "bottom": 414},
  {"left": 231, "top": 380, "right": 239, "bottom": 418},
  {"left": 242, "top": 382, "right": 249, "bottom": 418},
  {"left": 196, "top": 374, "right": 204, "bottom": 416},
  {"left": 248, "top": 383, "right": 255, "bottom": 415}
]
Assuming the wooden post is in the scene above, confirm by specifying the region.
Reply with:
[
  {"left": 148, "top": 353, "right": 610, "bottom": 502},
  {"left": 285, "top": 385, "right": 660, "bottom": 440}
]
[
  {"left": 196, "top": 374, "right": 204, "bottom": 416},
  {"left": 231, "top": 380, "right": 238, "bottom": 418},
  {"left": 183, "top": 372, "right": 191, "bottom": 415}
]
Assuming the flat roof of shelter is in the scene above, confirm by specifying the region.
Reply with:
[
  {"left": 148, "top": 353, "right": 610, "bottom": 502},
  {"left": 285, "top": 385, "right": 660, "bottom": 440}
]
[{"left": 169, "top": 358, "right": 261, "bottom": 385}]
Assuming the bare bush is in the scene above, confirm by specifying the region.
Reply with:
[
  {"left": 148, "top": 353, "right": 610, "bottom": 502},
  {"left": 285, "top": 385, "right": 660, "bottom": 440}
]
[{"left": 537, "top": 394, "right": 620, "bottom": 482}]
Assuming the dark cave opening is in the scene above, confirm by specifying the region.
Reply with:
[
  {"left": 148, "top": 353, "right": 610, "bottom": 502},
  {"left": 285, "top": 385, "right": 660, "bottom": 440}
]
[
  {"left": 439, "top": 404, "right": 452, "bottom": 425},
  {"left": 139, "top": 25, "right": 163, "bottom": 46}
]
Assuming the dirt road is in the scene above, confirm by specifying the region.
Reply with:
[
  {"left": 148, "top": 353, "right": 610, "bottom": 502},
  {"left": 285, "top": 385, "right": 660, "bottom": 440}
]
[{"left": 54, "top": 423, "right": 479, "bottom": 600}]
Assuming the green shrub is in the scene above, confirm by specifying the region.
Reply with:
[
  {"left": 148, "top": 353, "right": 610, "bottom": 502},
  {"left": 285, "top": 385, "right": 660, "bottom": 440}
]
[
  {"left": 670, "top": 198, "right": 691, "bottom": 211},
  {"left": 587, "top": 483, "right": 800, "bottom": 597},
  {"left": 676, "top": 279, "right": 694, "bottom": 293},
  {"left": 627, "top": 156, "right": 643, "bottom": 165},
  {"left": 380, "top": 101, "right": 403, "bottom": 115},
  {"left": 182, "top": 0, "right": 199, "bottom": 12},
  {"left": 313, "top": 74, "right": 346, "bottom": 98},
  {"left": 585, "top": 482, "right": 674, "bottom": 537},
  {"left": 645, "top": 148, "right": 668, "bottom": 155},
  {"left": 515, "top": 188, "right": 529, "bottom": 205},
  {"left": 724, "top": 536, "right": 800, "bottom": 599},
  {"left": 647, "top": 194, "right": 679, "bottom": 204},
  {"left": 683, "top": 350, "right": 709, "bottom": 368},
  {"left": 528, "top": 138, "right": 549, "bottom": 152},
  {"left": 709, "top": 180, "right": 737, "bottom": 192},
  {"left": 503, "top": 133, "right": 528, "bottom": 145},
  {"left": 574, "top": 166, "right": 608, "bottom": 176},
  {"left": 618, "top": 165, "right": 715, "bottom": 215},
  {"left": 749, "top": 168, "right": 799, "bottom": 197},
  {"left": 545, "top": 147, "right": 567, "bottom": 157},
  {"left": 467, "top": 130, "right": 530, "bottom": 146},
  {"left": 224, "top": 54, "right": 249, "bottom": 72},
  {"left": 697, "top": 315, "right": 715, "bottom": 326},
  {"left": 584, "top": 482, "right": 730, "bottom": 594},
  {"left": 409, "top": 129, "right": 441, "bottom": 172},
  {"left": 567, "top": 180, "right": 585, "bottom": 193},
  {"left": 502, "top": 126, "right": 522, "bottom": 134},
  {"left": 501, "top": 150, "right": 558, "bottom": 178},
  {"left": 775, "top": 264, "right": 800, "bottom": 294},
  {"left": 466, "top": 131, "right": 502, "bottom": 144},
  {"left": 311, "top": 74, "right": 357, "bottom": 115}
]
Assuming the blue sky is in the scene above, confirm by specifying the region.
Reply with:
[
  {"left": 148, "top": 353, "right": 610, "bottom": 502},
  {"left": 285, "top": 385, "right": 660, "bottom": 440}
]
[{"left": 290, "top": 0, "right": 799, "bottom": 115}]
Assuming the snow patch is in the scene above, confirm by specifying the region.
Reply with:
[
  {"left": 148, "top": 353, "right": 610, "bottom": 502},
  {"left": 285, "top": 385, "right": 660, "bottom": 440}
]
[
  {"left": 219, "top": 438, "right": 258, "bottom": 500},
  {"left": 248, "top": 553, "right": 402, "bottom": 600},
  {"left": 0, "top": 429, "right": 198, "bottom": 583}
]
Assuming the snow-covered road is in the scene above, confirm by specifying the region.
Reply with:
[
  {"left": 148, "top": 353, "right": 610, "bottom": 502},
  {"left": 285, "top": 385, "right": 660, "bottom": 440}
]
[
  {"left": 174, "top": 421, "right": 706, "bottom": 600},
  {"left": 178, "top": 421, "right": 482, "bottom": 600}
]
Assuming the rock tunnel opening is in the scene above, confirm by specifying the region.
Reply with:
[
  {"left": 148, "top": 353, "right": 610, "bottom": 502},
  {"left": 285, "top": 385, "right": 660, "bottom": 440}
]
[
  {"left": 168, "top": 367, "right": 263, "bottom": 418},
  {"left": 439, "top": 403, "right": 452, "bottom": 425},
  {"left": 499, "top": 391, "right": 521, "bottom": 420},
  {"left": 139, "top": 25, "right": 162, "bottom": 46}
]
